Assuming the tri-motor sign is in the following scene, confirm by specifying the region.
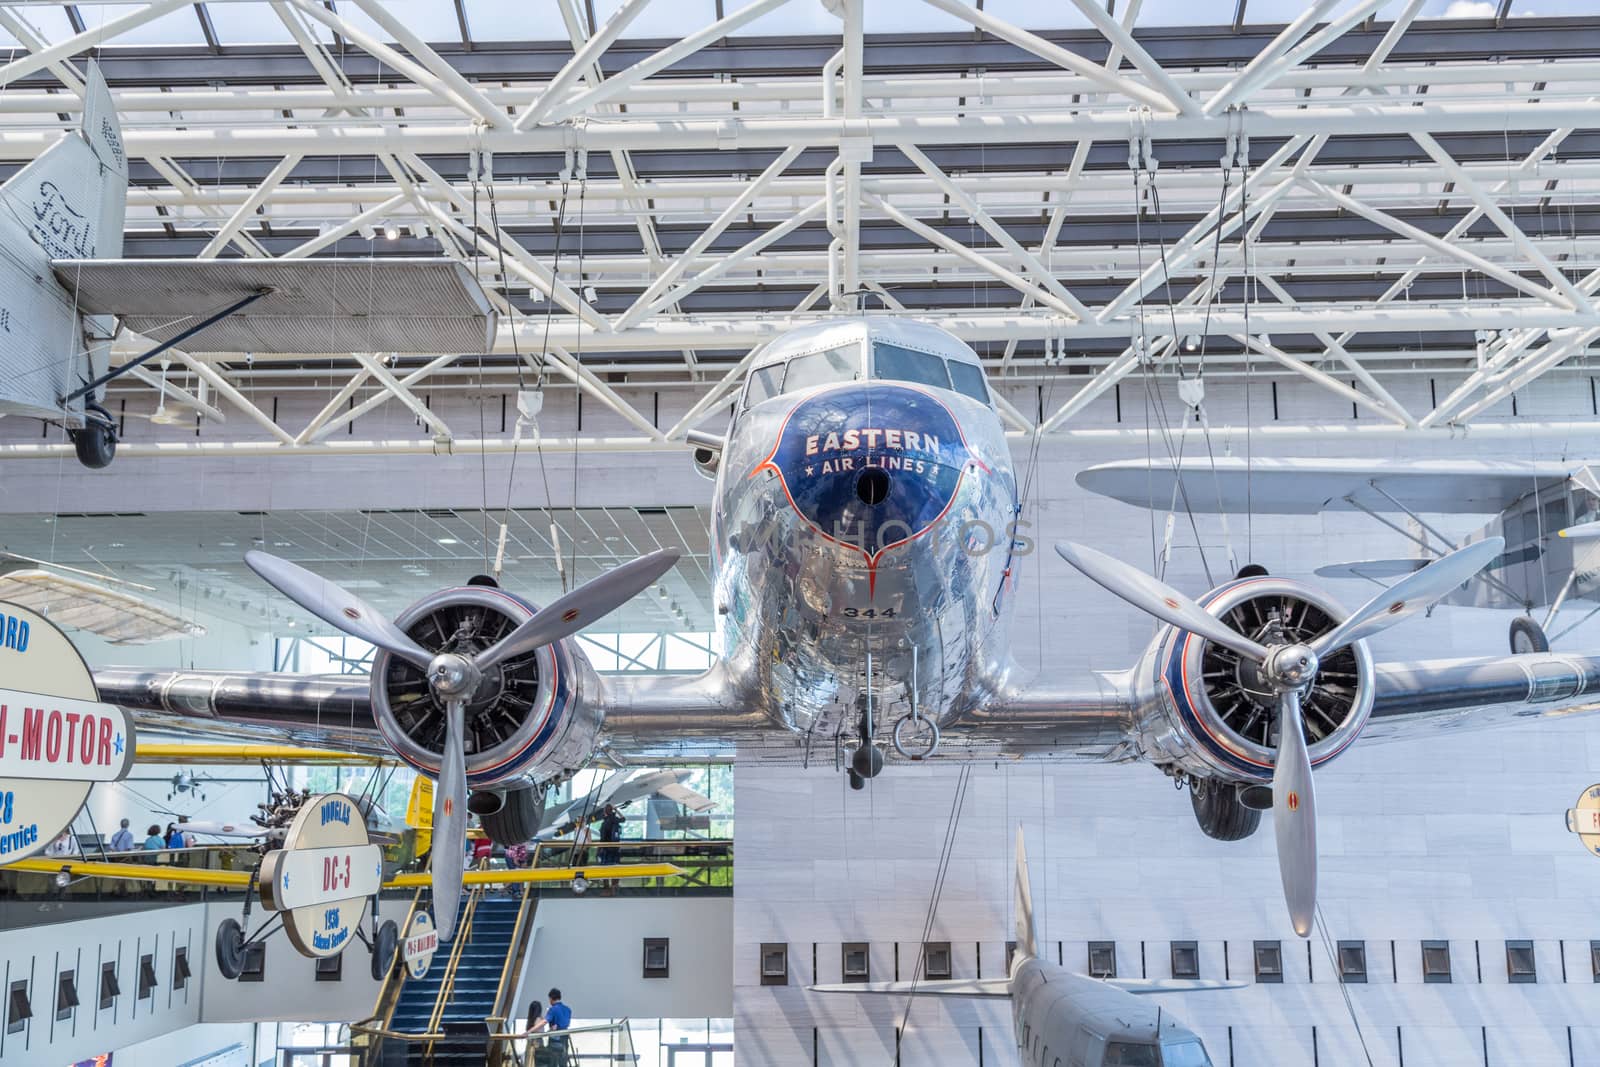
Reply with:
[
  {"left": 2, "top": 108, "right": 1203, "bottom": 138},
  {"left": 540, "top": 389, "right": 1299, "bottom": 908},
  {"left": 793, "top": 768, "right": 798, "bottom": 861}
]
[{"left": 0, "top": 602, "right": 135, "bottom": 862}]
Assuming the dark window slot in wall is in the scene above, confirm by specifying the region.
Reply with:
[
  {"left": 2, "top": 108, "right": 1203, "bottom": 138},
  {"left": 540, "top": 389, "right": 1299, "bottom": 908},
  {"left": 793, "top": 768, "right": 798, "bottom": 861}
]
[
  {"left": 760, "top": 943, "right": 788, "bottom": 986},
  {"left": 1087, "top": 942, "right": 1116, "bottom": 980},
  {"left": 842, "top": 943, "right": 869, "bottom": 984},
  {"left": 1423, "top": 941, "right": 1451, "bottom": 984},
  {"left": 1507, "top": 940, "right": 1537, "bottom": 984},
  {"left": 1254, "top": 941, "right": 1283, "bottom": 984},
  {"left": 98, "top": 963, "right": 119, "bottom": 1011},
  {"left": 1172, "top": 941, "right": 1200, "bottom": 979},
  {"left": 1338, "top": 941, "right": 1367, "bottom": 984},
  {"left": 643, "top": 938, "right": 669, "bottom": 980},
  {"left": 55, "top": 970, "right": 77, "bottom": 1021},
  {"left": 173, "top": 947, "right": 192, "bottom": 991},
  {"left": 923, "top": 942, "right": 952, "bottom": 981},
  {"left": 314, "top": 954, "right": 342, "bottom": 982},
  {"left": 137, "top": 955, "right": 157, "bottom": 1000},
  {"left": 7, "top": 979, "right": 30, "bottom": 1035}
]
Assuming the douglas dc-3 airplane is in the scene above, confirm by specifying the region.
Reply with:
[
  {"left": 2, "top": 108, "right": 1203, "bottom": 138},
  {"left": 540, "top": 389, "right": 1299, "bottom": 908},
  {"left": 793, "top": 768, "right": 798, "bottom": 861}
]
[{"left": 95, "top": 314, "right": 1600, "bottom": 943}]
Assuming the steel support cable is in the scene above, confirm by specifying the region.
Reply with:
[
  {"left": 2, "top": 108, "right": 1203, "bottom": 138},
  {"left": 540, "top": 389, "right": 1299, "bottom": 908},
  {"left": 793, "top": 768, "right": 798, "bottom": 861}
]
[
  {"left": 1130, "top": 152, "right": 1213, "bottom": 588},
  {"left": 893, "top": 763, "right": 973, "bottom": 1061},
  {"left": 492, "top": 165, "right": 570, "bottom": 581},
  {"left": 1312, "top": 906, "right": 1377, "bottom": 1067}
]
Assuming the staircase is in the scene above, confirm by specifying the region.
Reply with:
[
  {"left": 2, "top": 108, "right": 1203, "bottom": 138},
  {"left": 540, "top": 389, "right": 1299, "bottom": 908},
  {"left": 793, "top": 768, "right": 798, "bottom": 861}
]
[{"left": 384, "top": 894, "right": 522, "bottom": 1066}]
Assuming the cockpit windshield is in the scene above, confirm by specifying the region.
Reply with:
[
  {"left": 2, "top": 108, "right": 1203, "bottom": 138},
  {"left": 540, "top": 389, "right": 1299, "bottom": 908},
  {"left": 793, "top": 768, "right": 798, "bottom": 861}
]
[
  {"left": 743, "top": 344, "right": 861, "bottom": 408},
  {"left": 872, "top": 341, "right": 991, "bottom": 406},
  {"left": 1103, "top": 1043, "right": 1160, "bottom": 1066}
]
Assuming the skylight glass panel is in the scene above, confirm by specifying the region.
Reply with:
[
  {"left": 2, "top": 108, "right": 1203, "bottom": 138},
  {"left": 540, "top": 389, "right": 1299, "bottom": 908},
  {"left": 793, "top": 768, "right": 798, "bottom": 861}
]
[
  {"left": 332, "top": 0, "right": 463, "bottom": 45},
  {"left": 729, "top": 0, "right": 847, "bottom": 37},
  {"left": 864, "top": 0, "right": 979, "bottom": 33},
  {"left": 6, "top": 4, "right": 83, "bottom": 46},
  {"left": 462, "top": 0, "right": 566, "bottom": 42},
  {"left": 595, "top": 0, "right": 717, "bottom": 40},
  {"left": 979, "top": 1, "right": 1094, "bottom": 29},
  {"left": 1506, "top": 0, "right": 1596, "bottom": 13},
  {"left": 85, "top": 3, "right": 210, "bottom": 46},
  {"left": 1419, "top": 0, "right": 1496, "bottom": 15},
  {"left": 1135, "top": 0, "right": 1245, "bottom": 26},
  {"left": 205, "top": 2, "right": 329, "bottom": 44}
]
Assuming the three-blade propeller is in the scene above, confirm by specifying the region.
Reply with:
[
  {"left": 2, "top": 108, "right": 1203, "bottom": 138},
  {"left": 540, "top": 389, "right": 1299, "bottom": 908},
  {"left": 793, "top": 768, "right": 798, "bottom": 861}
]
[
  {"left": 1054, "top": 537, "right": 1502, "bottom": 937},
  {"left": 245, "top": 547, "right": 680, "bottom": 940}
]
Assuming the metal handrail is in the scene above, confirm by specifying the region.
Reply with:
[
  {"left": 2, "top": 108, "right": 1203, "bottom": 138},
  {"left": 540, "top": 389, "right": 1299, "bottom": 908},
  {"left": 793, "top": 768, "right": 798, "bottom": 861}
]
[
  {"left": 348, "top": 884, "right": 426, "bottom": 1061},
  {"left": 484, "top": 887, "right": 539, "bottom": 1067},
  {"left": 424, "top": 865, "right": 487, "bottom": 1050}
]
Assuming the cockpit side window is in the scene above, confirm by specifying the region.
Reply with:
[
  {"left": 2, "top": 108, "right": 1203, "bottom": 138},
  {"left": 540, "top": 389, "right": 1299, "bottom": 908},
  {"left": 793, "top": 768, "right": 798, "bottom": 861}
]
[
  {"left": 783, "top": 345, "right": 861, "bottom": 394},
  {"left": 946, "top": 359, "right": 991, "bottom": 404},
  {"left": 1160, "top": 1041, "right": 1213, "bottom": 1067},
  {"left": 873, "top": 342, "right": 952, "bottom": 391},
  {"left": 1103, "top": 1042, "right": 1160, "bottom": 1067},
  {"left": 744, "top": 363, "right": 786, "bottom": 408}
]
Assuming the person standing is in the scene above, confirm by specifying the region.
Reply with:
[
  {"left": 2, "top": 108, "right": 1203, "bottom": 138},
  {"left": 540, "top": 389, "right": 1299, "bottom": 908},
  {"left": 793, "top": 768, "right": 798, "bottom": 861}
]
[
  {"left": 598, "top": 804, "right": 625, "bottom": 864},
  {"left": 142, "top": 825, "right": 165, "bottom": 850},
  {"left": 165, "top": 823, "right": 185, "bottom": 848},
  {"left": 545, "top": 987, "right": 572, "bottom": 1064},
  {"left": 109, "top": 819, "right": 135, "bottom": 852}
]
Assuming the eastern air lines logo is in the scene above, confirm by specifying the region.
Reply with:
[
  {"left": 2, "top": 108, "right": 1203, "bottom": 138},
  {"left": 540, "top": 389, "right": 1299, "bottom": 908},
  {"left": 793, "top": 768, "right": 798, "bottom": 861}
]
[{"left": 751, "top": 382, "right": 985, "bottom": 591}]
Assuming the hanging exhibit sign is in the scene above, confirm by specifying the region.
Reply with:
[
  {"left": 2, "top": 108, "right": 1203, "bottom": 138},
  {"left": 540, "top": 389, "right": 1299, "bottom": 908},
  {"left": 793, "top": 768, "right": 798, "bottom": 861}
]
[
  {"left": 403, "top": 909, "right": 438, "bottom": 978},
  {"left": 1565, "top": 784, "right": 1600, "bottom": 856},
  {"left": 259, "top": 792, "right": 385, "bottom": 958},
  {"left": 0, "top": 601, "right": 136, "bottom": 862}
]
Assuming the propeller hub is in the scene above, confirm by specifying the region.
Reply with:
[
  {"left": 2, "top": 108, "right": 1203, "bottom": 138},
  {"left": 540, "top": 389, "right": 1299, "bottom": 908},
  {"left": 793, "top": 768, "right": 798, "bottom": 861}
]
[
  {"left": 1264, "top": 643, "right": 1319, "bottom": 690},
  {"left": 427, "top": 652, "right": 479, "bottom": 700}
]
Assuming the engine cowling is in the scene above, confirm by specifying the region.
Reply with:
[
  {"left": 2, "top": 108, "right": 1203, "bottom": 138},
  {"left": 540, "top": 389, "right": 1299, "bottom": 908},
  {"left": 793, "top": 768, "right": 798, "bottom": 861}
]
[
  {"left": 1133, "top": 575, "right": 1375, "bottom": 784},
  {"left": 369, "top": 586, "right": 602, "bottom": 789}
]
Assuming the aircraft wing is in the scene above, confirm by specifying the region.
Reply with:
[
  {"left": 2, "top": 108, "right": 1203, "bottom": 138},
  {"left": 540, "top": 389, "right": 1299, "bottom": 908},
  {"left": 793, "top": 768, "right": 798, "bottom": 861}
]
[
  {"left": 1077, "top": 457, "right": 1581, "bottom": 515},
  {"left": 53, "top": 257, "right": 496, "bottom": 354}
]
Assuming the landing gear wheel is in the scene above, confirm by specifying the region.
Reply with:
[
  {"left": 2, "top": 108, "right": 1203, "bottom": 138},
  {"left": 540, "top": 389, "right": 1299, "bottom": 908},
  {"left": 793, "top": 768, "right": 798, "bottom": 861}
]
[
  {"left": 215, "top": 918, "right": 247, "bottom": 980},
  {"left": 370, "top": 919, "right": 399, "bottom": 980},
  {"left": 68, "top": 404, "right": 117, "bottom": 470},
  {"left": 1235, "top": 564, "right": 1269, "bottom": 579},
  {"left": 848, "top": 769, "right": 865, "bottom": 791},
  {"left": 480, "top": 784, "right": 543, "bottom": 845},
  {"left": 1510, "top": 616, "right": 1550, "bottom": 655},
  {"left": 851, "top": 743, "right": 884, "bottom": 780},
  {"left": 1190, "top": 783, "right": 1262, "bottom": 842}
]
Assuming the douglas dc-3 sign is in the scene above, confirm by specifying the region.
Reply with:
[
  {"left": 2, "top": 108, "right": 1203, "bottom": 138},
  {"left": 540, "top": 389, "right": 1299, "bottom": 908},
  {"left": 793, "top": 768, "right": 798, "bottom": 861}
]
[
  {"left": 0, "top": 601, "right": 134, "bottom": 861},
  {"left": 260, "top": 793, "right": 385, "bottom": 959}
]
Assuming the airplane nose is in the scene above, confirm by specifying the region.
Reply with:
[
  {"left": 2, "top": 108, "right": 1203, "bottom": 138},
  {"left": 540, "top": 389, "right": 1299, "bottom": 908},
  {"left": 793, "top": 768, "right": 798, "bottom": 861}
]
[{"left": 855, "top": 467, "right": 891, "bottom": 507}]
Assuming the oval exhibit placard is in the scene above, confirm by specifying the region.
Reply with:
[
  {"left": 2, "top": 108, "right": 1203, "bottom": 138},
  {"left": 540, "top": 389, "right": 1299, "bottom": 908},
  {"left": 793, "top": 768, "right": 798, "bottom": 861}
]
[
  {"left": 403, "top": 909, "right": 437, "bottom": 978},
  {"left": 1565, "top": 783, "right": 1600, "bottom": 856},
  {"left": 259, "top": 792, "right": 384, "bottom": 958},
  {"left": 0, "top": 602, "right": 135, "bottom": 863}
]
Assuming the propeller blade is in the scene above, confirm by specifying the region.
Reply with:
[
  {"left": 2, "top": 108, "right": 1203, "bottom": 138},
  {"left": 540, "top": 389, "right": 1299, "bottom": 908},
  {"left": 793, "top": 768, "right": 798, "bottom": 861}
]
[
  {"left": 1272, "top": 687, "right": 1317, "bottom": 938},
  {"left": 245, "top": 550, "right": 433, "bottom": 670},
  {"left": 430, "top": 697, "right": 468, "bottom": 942},
  {"left": 1308, "top": 537, "right": 1504, "bottom": 657},
  {"left": 474, "top": 549, "right": 681, "bottom": 671},
  {"left": 1054, "top": 542, "right": 1269, "bottom": 662}
]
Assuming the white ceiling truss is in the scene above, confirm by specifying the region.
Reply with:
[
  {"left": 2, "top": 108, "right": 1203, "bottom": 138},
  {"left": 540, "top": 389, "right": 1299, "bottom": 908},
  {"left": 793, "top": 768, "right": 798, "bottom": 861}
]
[{"left": 0, "top": 0, "right": 1598, "bottom": 457}]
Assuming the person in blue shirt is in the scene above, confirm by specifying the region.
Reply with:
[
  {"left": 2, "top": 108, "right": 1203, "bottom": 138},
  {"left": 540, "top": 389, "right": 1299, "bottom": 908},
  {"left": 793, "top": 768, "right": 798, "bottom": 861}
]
[
  {"left": 165, "top": 823, "right": 186, "bottom": 848},
  {"left": 545, "top": 988, "right": 572, "bottom": 1057},
  {"left": 142, "top": 824, "right": 165, "bottom": 850},
  {"left": 109, "top": 819, "right": 135, "bottom": 852}
]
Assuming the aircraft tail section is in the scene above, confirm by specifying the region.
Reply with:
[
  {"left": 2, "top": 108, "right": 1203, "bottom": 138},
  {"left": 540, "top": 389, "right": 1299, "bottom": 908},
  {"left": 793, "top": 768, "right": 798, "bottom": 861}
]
[
  {"left": 0, "top": 60, "right": 127, "bottom": 419},
  {"left": 1014, "top": 825, "right": 1037, "bottom": 964},
  {"left": 0, "top": 59, "right": 127, "bottom": 263}
]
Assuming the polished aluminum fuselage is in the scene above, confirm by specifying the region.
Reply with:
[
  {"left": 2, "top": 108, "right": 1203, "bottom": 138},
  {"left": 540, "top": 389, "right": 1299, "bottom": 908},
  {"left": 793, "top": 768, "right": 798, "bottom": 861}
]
[{"left": 709, "top": 318, "right": 1019, "bottom": 735}]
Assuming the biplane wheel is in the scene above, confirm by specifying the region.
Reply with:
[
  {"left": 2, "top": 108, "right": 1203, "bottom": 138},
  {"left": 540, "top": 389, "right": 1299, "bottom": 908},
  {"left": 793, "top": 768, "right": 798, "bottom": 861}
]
[
  {"left": 1190, "top": 782, "right": 1262, "bottom": 842},
  {"left": 847, "top": 769, "right": 866, "bottom": 791},
  {"left": 1510, "top": 616, "right": 1550, "bottom": 655},
  {"left": 1235, "top": 564, "right": 1269, "bottom": 579},
  {"left": 371, "top": 919, "right": 399, "bottom": 980},
  {"left": 68, "top": 407, "right": 117, "bottom": 470},
  {"left": 215, "top": 918, "right": 247, "bottom": 980}
]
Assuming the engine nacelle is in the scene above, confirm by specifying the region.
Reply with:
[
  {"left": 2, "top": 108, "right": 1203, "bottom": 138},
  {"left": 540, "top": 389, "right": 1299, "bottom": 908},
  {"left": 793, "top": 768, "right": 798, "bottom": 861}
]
[
  {"left": 1131, "top": 575, "right": 1375, "bottom": 784},
  {"left": 369, "top": 586, "right": 603, "bottom": 789}
]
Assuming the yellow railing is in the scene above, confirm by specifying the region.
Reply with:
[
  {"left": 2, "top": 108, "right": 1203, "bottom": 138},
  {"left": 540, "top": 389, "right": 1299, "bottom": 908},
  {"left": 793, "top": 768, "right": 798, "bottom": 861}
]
[
  {"left": 349, "top": 884, "right": 427, "bottom": 1062},
  {"left": 424, "top": 873, "right": 486, "bottom": 1053}
]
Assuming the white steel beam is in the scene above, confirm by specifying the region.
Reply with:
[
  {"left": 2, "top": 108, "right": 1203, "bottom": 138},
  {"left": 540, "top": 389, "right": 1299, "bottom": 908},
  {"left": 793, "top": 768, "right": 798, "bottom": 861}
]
[
  {"left": 519, "top": 0, "right": 652, "bottom": 129},
  {"left": 198, "top": 153, "right": 302, "bottom": 260},
  {"left": 542, "top": 0, "right": 796, "bottom": 123},
  {"left": 0, "top": 0, "right": 193, "bottom": 88}
]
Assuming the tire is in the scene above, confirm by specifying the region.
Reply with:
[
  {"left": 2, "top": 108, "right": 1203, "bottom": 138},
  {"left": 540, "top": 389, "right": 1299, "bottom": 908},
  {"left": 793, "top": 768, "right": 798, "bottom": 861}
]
[
  {"left": 480, "top": 784, "right": 544, "bottom": 845},
  {"left": 215, "top": 918, "right": 246, "bottom": 980},
  {"left": 370, "top": 919, "right": 398, "bottom": 981},
  {"left": 1509, "top": 616, "right": 1550, "bottom": 655},
  {"left": 68, "top": 420, "right": 116, "bottom": 469},
  {"left": 1190, "top": 782, "right": 1262, "bottom": 842}
]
